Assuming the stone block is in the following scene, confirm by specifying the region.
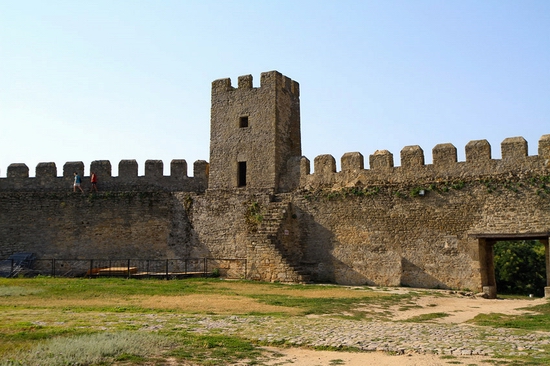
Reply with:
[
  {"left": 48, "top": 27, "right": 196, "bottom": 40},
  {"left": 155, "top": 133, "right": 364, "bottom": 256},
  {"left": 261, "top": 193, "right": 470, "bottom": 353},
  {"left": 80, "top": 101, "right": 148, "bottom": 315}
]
[
  {"left": 538, "top": 134, "right": 550, "bottom": 158},
  {"left": 314, "top": 154, "right": 336, "bottom": 175},
  {"left": 211, "top": 77, "right": 233, "bottom": 94},
  {"left": 193, "top": 160, "right": 209, "bottom": 181},
  {"left": 118, "top": 160, "right": 138, "bottom": 178},
  {"left": 341, "top": 152, "right": 364, "bottom": 171},
  {"left": 36, "top": 162, "right": 57, "bottom": 178},
  {"left": 369, "top": 150, "right": 394, "bottom": 170},
  {"left": 145, "top": 160, "right": 163, "bottom": 178},
  {"left": 483, "top": 286, "right": 497, "bottom": 299},
  {"left": 90, "top": 160, "right": 112, "bottom": 179},
  {"left": 63, "top": 161, "right": 84, "bottom": 178},
  {"left": 7, "top": 163, "right": 29, "bottom": 179},
  {"left": 260, "top": 70, "right": 280, "bottom": 89},
  {"left": 171, "top": 159, "right": 188, "bottom": 178},
  {"left": 433, "top": 143, "right": 457, "bottom": 167},
  {"left": 501, "top": 136, "right": 527, "bottom": 160},
  {"left": 300, "top": 157, "right": 310, "bottom": 176},
  {"left": 466, "top": 140, "right": 491, "bottom": 163},
  {"left": 400, "top": 145, "right": 424, "bottom": 168},
  {"left": 238, "top": 75, "right": 253, "bottom": 89}
]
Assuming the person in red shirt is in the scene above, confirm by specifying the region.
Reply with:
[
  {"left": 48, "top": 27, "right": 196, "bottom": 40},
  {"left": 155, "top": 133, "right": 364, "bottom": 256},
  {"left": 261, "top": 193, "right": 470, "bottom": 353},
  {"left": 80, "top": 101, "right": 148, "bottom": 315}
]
[{"left": 90, "top": 172, "right": 98, "bottom": 192}]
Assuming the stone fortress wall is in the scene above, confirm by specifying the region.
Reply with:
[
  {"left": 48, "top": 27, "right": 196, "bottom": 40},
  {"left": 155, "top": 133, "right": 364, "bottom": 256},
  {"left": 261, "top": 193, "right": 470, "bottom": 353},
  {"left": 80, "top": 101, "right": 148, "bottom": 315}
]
[
  {"left": 0, "top": 160, "right": 206, "bottom": 262},
  {"left": 1, "top": 70, "right": 549, "bottom": 297},
  {"left": 185, "top": 135, "right": 550, "bottom": 292},
  {"left": 291, "top": 134, "right": 550, "bottom": 290}
]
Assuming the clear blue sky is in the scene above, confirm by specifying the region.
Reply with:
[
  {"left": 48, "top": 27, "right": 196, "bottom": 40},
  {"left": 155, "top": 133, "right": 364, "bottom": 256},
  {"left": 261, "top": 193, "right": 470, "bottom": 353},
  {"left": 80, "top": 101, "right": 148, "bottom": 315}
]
[{"left": 1, "top": 0, "right": 549, "bottom": 177}]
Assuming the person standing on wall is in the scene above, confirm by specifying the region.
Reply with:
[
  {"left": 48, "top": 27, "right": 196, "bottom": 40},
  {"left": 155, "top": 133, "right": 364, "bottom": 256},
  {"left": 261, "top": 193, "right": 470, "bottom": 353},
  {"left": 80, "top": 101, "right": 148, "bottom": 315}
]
[
  {"left": 73, "top": 172, "right": 84, "bottom": 193},
  {"left": 90, "top": 171, "right": 98, "bottom": 192}
]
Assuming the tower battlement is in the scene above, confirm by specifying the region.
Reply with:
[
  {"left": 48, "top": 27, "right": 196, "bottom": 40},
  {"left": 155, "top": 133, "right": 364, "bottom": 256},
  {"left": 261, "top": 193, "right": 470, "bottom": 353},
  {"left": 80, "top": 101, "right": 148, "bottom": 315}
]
[{"left": 211, "top": 70, "right": 299, "bottom": 97}]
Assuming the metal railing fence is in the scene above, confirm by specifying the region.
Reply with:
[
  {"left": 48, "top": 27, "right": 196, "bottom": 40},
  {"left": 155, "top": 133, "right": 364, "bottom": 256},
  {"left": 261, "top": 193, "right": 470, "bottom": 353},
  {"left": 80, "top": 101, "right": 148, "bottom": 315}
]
[{"left": 0, "top": 257, "right": 247, "bottom": 280}]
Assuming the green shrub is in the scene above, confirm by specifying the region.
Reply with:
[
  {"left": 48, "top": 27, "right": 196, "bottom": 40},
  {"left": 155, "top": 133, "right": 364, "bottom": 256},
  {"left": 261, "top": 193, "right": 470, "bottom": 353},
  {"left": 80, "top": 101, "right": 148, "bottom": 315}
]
[
  {"left": 211, "top": 268, "right": 221, "bottom": 277},
  {"left": 245, "top": 201, "right": 263, "bottom": 230},
  {"left": 494, "top": 240, "right": 546, "bottom": 297}
]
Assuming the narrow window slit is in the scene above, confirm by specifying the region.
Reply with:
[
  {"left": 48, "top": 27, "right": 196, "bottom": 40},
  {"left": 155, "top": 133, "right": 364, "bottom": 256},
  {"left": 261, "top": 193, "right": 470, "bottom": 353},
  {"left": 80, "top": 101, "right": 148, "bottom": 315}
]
[
  {"left": 238, "top": 161, "right": 247, "bottom": 187},
  {"left": 239, "top": 116, "right": 249, "bottom": 128}
]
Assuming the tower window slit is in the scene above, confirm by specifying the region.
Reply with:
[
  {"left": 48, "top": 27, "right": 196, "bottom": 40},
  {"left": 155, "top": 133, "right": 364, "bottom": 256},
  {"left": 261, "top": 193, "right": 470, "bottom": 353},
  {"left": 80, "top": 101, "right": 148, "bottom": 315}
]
[{"left": 238, "top": 161, "right": 247, "bottom": 187}]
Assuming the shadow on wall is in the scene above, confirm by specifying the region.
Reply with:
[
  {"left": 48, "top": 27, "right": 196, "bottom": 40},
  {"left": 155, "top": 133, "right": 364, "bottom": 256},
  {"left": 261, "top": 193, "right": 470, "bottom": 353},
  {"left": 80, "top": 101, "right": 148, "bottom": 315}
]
[
  {"left": 400, "top": 257, "right": 449, "bottom": 289},
  {"left": 169, "top": 193, "right": 213, "bottom": 259},
  {"left": 297, "top": 207, "right": 376, "bottom": 285},
  {"left": 294, "top": 207, "right": 332, "bottom": 282},
  {"left": 294, "top": 204, "right": 454, "bottom": 288}
]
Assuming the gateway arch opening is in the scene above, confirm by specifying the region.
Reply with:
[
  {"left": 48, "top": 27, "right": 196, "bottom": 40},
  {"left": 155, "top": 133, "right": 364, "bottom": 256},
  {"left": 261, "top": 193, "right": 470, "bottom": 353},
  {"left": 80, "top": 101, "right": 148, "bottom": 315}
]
[{"left": 474, "top": 233, "right": 550, "bottom": 299}]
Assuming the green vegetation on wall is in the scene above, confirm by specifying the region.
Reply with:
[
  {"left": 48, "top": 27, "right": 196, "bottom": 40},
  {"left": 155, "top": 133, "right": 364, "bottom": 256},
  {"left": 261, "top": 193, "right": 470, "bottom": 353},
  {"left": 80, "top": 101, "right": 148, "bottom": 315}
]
[{"left": 245, "top": 201, "right": 263, "bottom": 231}]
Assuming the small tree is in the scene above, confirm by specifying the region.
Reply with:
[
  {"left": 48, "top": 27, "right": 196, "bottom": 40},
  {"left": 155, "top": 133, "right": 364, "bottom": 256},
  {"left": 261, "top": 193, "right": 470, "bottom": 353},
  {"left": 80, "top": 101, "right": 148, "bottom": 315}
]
[{"left": 494, "top": 240, "right": 546, "bottom": 297}]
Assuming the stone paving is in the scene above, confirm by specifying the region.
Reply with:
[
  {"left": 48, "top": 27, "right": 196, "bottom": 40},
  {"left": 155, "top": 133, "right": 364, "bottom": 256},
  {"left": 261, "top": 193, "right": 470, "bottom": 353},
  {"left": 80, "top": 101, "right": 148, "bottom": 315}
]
[{"left": 181, "top": 315, "right": 550, "bottom": 358}]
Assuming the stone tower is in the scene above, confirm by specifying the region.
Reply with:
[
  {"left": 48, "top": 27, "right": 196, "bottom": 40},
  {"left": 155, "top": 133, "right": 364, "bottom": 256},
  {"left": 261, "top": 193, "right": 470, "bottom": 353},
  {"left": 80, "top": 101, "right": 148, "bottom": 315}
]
[{"left": 208, "top": 71, "right": 301, "bottom": 193}]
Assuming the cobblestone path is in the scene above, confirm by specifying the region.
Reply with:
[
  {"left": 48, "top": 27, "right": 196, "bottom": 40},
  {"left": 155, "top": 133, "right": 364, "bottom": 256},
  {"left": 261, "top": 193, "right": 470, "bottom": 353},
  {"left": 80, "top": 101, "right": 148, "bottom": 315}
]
[{"left": 176, "top": 315, "right": 550, "bottom": 358}]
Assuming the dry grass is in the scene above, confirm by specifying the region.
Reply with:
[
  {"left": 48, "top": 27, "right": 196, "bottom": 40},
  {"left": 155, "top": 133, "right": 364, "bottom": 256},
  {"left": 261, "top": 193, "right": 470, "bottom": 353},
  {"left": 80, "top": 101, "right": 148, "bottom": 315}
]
[
  {"left": 0, "top": 280, "right": 389, "bottom": 315},
  {"left": 206, "top": 281, "right": 388, "bottom": 298},
  {"left": 0, "top": 294, "right": 298, "bottom": 315},
  {"left": 139, "top": 294, "right": 303, "bottom": 314}
]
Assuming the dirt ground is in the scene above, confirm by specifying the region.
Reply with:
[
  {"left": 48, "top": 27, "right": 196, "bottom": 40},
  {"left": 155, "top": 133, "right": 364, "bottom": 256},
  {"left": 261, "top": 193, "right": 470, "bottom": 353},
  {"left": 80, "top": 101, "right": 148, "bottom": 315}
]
[
  {"left": 262, "top": 347, "right": 489, "bottom": 366},
  {"left": 262, "top": 292, "right": 546, "bottom": 366}
]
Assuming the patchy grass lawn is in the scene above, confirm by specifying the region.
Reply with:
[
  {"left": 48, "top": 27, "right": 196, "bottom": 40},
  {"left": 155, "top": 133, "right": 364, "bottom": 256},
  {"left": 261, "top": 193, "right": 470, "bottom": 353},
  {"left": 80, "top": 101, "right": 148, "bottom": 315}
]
[
  {"left": 0, "top": 277, "right": 406, "bottom": 317},
  {"left": 0, "top": 277, "right": 549, "bottom": 366}
]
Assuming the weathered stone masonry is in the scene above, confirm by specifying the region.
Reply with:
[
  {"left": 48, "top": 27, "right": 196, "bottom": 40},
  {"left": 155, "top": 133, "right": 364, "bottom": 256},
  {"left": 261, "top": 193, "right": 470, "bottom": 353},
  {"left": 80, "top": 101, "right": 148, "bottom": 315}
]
[{"left": 1, "top": 70, "right": 549, "bottom": 297}]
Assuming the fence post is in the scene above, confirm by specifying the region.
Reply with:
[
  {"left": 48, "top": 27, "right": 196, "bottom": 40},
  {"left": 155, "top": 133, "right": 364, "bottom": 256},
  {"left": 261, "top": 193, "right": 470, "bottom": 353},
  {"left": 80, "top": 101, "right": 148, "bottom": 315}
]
[
  {"left": 127, "top": 259, "right": 131, "bottom": 278},
  {"left": 89, "top": 260, "right": 93, "bottom": 278},
  {"left": 165, "top": 259, "right": 169, "bottom": 280}
]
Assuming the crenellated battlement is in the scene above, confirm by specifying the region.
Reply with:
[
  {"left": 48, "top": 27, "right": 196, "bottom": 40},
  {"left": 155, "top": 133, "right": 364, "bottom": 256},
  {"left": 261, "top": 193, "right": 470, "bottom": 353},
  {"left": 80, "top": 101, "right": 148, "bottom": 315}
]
[
  {"left": 301, "top": 134, "right": 550, "bottom": 189},
  {"left": 211, "top": 70, "right": 299, "bottom": 97},
  {"left": 0, "top": 159, "right": 209, "bottom": 192}
]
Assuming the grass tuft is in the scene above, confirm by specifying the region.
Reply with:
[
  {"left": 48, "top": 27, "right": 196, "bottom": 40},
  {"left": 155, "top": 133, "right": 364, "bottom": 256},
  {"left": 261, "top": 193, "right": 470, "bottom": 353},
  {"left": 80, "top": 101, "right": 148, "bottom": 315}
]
[
  {"left": 0, "top": 287, "right": 42, "bottom": 297},
  {"left": 402, "top": 312, "right": 449, "bottom": 322},
  {"left": 470, "top": 301, "right": 550, "bottom": 331},
  {"left": 169, "top": 333, "right": 263, "bottom": 365},
  {"left": 0, "top": 332, "right": 174, "bottom": 366}
]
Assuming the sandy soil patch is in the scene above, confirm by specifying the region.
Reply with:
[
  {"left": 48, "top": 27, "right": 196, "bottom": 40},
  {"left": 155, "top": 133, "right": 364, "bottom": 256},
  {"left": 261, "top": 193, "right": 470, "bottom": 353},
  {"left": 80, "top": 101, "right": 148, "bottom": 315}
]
[
  {"left": 262, "top": 347, "right": 491, "bottom": 366},
  {"left": 390, "top": 294, "right": 545, "bottom": 323}
]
